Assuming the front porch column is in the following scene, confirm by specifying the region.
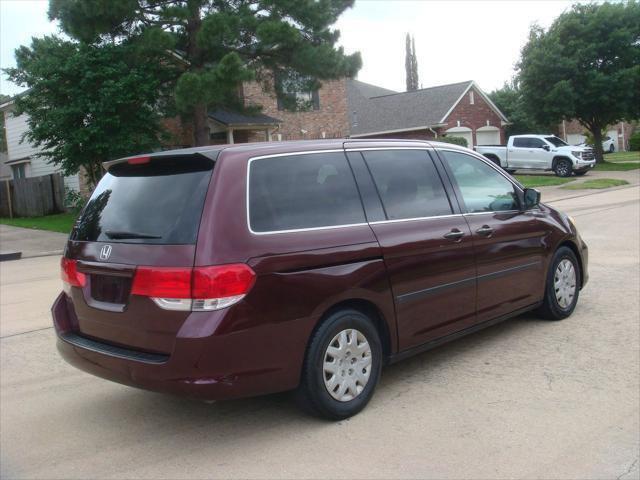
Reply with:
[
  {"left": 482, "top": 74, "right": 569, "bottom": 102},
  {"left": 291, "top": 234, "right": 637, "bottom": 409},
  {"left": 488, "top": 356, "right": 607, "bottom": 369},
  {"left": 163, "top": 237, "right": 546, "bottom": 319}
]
[
  {"left": 266, "top": 128, "right": 272, "bottom": 142},
  {"left": 226, "top": 128, "right": 234, "bottom": 144}
]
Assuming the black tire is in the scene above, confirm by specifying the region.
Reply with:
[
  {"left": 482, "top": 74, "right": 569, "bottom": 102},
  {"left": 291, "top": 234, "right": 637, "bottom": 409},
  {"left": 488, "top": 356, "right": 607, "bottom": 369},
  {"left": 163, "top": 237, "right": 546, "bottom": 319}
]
[
  {"left": 574, "top": 171, "right": 588, "bottom": 176},
  {"left": 609, "top": 144, "right": 615, "bottom": 153},
  {"left": 296, "top": 308, "right": 382, "bottom": 420},
  {"left": 554, "top": 159, "right": 572, "bottom": 177},
  {"left": 536, "top": 247, "right": 581, "bottom": 320}
]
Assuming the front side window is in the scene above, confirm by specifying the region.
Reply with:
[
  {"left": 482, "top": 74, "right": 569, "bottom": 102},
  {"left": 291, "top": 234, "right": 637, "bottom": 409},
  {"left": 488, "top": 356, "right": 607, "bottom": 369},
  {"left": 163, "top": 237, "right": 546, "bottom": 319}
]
[
  {"left": 545, "top": 136, "right": 568, "bottom": 147},
  {"left": 363, "top": 150, "right": 452, "bottom": 220},
  {"left": 249, "top": 152, "right": 365, "bottom": 232},
  {"left": 528, "top": 138, "right": 546, "bottom": 148},
  {"left": 442, "top": 151, "right": 519, "bottom": 213}
]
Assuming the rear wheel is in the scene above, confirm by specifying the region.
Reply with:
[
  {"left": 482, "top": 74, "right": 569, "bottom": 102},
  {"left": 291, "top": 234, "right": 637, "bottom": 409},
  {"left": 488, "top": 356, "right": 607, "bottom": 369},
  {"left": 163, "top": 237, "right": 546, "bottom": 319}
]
[
  {"left": 296, "top": 309, "right": 382, "bottom": 420},
  {"left": 609, "top": 144, "right": 615, "bottom": 153},
  {"left": 536, "top": 247, "right": 580, "bottom": 320},
  {"left": 554, "top": 159, "right": 572, "bottom": 177}
]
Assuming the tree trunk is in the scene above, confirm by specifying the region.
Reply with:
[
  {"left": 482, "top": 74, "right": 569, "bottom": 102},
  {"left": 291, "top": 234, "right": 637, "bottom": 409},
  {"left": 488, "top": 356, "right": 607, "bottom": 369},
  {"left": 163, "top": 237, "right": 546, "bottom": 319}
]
[
  {"left": 193, "top": 102, "right": 209, "bottom": 146},
  {"left": 591, "top": 126, "right": 605, "bottom": 163}
]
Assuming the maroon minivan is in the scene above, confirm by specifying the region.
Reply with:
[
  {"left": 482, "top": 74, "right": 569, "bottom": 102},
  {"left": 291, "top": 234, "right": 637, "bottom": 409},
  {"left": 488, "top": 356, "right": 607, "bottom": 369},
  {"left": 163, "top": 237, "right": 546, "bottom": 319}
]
[{"left": 52, "top": 139, "right": 588, "bottom": 419}]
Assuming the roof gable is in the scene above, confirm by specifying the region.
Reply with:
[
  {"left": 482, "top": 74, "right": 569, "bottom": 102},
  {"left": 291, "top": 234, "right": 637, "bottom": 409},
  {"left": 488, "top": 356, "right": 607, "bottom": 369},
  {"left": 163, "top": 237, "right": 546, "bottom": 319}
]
[{"left": 347, "top": 80, "right": 508, "bottom": 136}]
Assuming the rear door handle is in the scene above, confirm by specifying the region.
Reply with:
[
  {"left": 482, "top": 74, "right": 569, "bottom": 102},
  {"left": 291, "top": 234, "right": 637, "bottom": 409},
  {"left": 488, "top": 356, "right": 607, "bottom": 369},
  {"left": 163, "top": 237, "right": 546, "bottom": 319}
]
[
  {"left": 444, "top": 229, "right": 464, "bottom": 241},
  {"left": 476, "top": 225, "right": 494, "bottom": 236}
]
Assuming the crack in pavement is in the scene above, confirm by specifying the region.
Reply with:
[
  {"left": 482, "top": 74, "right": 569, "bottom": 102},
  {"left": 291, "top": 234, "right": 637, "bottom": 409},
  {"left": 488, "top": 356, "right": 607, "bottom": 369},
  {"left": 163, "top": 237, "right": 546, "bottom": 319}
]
[
  {"left": 1, "top": 326, "right": 53, "bottom": 340},
  {"left": 616, "top": 457, "right": 638, "bottom": 480}
]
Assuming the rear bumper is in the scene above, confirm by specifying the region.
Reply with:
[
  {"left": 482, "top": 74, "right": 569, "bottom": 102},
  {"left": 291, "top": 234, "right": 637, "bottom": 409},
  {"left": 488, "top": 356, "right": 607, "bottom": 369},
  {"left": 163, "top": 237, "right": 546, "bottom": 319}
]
[{"left": 52, "top": 293, "right": 308, "bottom": 400}]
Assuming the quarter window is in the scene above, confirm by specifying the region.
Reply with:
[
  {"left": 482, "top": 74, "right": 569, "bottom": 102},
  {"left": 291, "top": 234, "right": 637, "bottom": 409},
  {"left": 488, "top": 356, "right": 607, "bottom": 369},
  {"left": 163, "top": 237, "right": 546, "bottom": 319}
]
[
  {"left": 362, "top": 150, "right": 452, "bottom": 220},
  {"left": 248, "top": 153, "right": 365, "bottom": 232},
  {"left": 442, "top": 151, "right": 519, "bottom": 213}
]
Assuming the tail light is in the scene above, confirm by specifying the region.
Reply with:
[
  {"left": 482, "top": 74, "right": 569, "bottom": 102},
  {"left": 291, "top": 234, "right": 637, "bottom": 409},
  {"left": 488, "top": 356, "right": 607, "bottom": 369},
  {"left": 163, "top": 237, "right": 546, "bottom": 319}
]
[
  {"left": 61, "top": 257, "right": 86, "bottom": 290},
  {"left": 131, "top": 264, "right": 256, "bottom": 311}
]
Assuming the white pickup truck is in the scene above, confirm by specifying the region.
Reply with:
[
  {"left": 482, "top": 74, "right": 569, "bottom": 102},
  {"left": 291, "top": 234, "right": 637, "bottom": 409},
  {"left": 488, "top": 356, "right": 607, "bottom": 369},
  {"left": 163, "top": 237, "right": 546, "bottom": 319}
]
[{"left": 475, "top": 134, "right": 596, "bottom": 177}]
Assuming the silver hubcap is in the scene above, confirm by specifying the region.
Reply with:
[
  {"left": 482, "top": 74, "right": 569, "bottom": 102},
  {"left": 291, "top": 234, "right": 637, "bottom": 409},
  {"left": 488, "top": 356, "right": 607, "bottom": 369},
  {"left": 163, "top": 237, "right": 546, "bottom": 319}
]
[
  {"left": 554, "top": 259, "right": 577, "bottom": 309},
  {"left": 323, "top": 329, "right": 372, "bottom": 402}
]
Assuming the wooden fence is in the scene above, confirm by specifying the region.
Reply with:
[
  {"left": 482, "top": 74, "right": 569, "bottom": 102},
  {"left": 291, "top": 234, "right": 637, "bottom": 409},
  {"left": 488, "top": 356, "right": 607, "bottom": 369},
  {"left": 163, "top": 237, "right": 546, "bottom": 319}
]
[{"left": 0, "top": 173, "right": 66, "bottom": 217}]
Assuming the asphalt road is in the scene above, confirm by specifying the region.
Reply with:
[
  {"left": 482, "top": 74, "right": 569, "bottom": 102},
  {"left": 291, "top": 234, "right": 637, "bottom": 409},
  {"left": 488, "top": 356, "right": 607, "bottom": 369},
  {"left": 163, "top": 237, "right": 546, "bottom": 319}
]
[{"left": 1, "top": 185, "right": 639, "bottom": 480}]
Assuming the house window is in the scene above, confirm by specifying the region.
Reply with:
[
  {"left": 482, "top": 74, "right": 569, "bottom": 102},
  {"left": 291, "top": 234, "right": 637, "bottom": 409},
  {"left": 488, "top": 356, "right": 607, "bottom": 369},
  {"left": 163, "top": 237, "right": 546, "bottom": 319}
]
[
  {"left": 469, "top": 91, "right": 475, "bottom": 105},
  {"left": 276, "top": 73, "right": 320, "bottom": 112},
  {"left": 11, "top": 163, "right": 27, "bottom": 179}
]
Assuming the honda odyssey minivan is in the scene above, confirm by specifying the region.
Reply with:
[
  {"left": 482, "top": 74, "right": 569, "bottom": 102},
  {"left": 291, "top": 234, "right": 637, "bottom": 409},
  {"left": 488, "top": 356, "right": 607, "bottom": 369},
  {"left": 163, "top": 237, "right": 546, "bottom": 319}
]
[{"left": 53, "top": 139, "right": 588, "bottom": 419}]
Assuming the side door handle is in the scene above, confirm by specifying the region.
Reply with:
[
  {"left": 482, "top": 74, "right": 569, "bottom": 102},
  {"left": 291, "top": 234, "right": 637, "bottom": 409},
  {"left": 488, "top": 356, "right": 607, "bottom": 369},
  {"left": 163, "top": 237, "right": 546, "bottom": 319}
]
[
  {"left": 476, "top": 225, "right": 494, "bottom": 237},
  {"left": 443, "top": 229, "right": 464, "bottom": 241}
]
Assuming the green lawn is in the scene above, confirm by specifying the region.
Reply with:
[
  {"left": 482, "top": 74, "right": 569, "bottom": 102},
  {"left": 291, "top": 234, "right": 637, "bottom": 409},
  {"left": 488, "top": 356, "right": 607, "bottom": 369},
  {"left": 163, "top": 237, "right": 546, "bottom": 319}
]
[
  {"left": 0, "top": 213, "right": 76, "bottom": 233},
  {"left": 604, "top": 151, "right": 640, "bottom": 162},
  {"left": 594, "top": 161, "right": 640, "bottom": 171},
  {"left": 515, "top": 175, "right": 575, "bottom": 188},
  {"left": 562, "top": 178, "right": 629, "bottom": 190}
]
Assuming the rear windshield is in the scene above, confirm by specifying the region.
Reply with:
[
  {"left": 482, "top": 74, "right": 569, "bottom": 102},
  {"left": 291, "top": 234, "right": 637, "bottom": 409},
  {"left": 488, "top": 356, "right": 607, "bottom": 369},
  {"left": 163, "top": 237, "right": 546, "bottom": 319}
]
[{"left": 71, "top": 156, "right": 214, "bottom": 244}]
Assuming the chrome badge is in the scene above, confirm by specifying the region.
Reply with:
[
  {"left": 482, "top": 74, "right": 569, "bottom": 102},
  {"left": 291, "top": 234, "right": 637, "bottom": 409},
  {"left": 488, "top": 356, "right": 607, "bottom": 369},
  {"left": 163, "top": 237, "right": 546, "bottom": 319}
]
[{"left": 99, "top": 244, "right": 112, "bottom": 261}]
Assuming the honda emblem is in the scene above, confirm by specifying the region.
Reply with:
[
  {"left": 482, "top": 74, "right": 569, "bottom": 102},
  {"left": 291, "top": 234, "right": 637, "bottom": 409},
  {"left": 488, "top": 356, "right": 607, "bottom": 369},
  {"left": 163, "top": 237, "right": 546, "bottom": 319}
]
[{"left": 99, "top": 245, "right": 112, "bottom": 261}]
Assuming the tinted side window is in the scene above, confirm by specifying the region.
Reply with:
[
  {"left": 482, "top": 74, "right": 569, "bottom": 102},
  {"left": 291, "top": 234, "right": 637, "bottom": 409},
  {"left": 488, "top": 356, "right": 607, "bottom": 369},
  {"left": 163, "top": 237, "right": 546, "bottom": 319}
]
[
  {"left": 512, "top": 138, "right": 529, "bottom": 148},
  {"left": 362, "top": 150, "right": 452, "bottom": 220},
  {"left": 442, "top": 151, "right": 519, "bottom": 213},
  {"left": 528, "top": 138, "right": 545, "bottom": 148},
  {"left": 249, "top": 152, "right": 365, "bottom": 232}
]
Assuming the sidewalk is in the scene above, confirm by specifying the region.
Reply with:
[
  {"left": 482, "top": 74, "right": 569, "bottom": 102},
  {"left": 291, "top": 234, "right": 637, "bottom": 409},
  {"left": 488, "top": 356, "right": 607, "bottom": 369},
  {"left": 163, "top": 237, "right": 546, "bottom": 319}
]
[
  {"left": 530, "top": 168, "right": 640, "bottom": 203},
  {"left": 0, "top": 224, "right": 67, "bottom": 259}
]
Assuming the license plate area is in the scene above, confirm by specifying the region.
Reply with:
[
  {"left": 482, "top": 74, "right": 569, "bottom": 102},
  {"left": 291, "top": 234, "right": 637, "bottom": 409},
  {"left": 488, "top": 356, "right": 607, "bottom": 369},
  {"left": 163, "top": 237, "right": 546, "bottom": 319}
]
[{"left": 90, "top": 274, "right": 132, "bottom": 304}]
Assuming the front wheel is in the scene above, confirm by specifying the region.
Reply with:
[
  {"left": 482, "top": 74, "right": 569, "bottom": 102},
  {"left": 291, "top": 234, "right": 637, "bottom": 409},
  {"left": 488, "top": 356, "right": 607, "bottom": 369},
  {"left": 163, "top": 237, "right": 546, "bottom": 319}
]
[
  {"left": 554, "top": 159, "right": 572, "bottom": 177},
  {"left": 296, "top": 309, "right": 382, "bottom": 420},
  {"left": 536, "top": 247, "right": 581, "bottom": 320}
]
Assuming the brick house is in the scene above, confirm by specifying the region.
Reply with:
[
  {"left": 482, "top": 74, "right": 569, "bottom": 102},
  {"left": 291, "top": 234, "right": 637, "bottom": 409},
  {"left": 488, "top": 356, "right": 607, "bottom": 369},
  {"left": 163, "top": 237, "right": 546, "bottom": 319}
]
[
  {"left": 560, "top": 119, "right": 637, "bottom": 151},
  {"left": 347, "top": 80, "right": 509, "bottom": 147},
  {"left": 170, "top": 77, "right": 509, "bottom": 148}
]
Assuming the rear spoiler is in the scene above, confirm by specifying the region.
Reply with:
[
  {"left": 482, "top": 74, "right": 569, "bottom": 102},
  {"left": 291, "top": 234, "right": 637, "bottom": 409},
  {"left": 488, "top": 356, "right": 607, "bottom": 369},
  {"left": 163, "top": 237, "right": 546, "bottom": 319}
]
[{"left": 103, "top": 147, "right": 221, "bottom": 171}]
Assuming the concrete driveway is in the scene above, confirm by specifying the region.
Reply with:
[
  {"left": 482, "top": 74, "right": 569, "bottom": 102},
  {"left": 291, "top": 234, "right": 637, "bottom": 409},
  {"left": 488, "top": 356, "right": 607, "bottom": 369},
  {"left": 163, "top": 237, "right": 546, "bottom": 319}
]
[{"left": 1, "top": 186, "right": 638, "bottom": 479}]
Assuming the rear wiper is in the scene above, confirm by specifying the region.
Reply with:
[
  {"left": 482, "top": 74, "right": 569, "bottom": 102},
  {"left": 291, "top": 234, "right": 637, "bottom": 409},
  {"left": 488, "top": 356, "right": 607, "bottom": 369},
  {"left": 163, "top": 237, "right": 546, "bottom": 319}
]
[{"left": 104, "top": 230, "right": 162, "bottom": 240}]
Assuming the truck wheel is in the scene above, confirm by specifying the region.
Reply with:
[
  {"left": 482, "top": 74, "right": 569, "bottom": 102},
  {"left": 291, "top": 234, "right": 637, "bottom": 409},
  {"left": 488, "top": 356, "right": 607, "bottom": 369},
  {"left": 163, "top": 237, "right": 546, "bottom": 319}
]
[
  {"left": 609, "top": 144, "right": 615, "bottom": 153},
  {"left": 554, "top": 159, "right": 572, "bottom": 177},
  {"left": 296, "top": 308, "right": 382, "bottom": 420}
]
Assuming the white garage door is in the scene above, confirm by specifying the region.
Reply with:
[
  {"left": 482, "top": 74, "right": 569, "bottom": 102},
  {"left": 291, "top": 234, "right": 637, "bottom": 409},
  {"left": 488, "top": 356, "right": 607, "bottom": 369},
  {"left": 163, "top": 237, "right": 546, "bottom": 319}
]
[
  {"left": 444, "top": 129, "right": 473, "bottom": 148},
  {"left": 567, "top": 133, "right": 586, "bottom": 145},
  {"left": 476, "top": 129, "right": 500, "bottom": 145}
]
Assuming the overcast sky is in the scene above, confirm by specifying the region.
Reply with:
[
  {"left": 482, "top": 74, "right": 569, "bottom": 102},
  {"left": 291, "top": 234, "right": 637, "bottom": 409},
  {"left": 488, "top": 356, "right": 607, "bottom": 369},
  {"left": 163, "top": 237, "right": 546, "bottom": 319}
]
[{"left": 1, "top": 0, "right": 591, "bottom": 97}]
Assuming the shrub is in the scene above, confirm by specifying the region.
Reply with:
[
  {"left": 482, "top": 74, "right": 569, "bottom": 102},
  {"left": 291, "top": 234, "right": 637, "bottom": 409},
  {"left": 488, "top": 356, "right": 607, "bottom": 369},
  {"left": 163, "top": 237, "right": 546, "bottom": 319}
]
[
  {"left": 439, "top": 136, "right": 468, "bottom": 148},
  {"left": 629, "top": 131, "right": 640, "bottom": 151},
  {"left": 64, "top": 187, "right": 86, "bottom": 214}
]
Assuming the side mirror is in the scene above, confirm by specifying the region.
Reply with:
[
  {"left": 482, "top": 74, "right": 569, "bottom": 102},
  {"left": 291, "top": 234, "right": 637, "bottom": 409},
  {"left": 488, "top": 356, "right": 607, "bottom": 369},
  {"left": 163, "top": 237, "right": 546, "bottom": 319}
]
[
  {"left": 523, "top": 188, "right": 541, "bottom": 209},
  {"left": 542, "top": 144, "right": 550, "bottom": 151}
]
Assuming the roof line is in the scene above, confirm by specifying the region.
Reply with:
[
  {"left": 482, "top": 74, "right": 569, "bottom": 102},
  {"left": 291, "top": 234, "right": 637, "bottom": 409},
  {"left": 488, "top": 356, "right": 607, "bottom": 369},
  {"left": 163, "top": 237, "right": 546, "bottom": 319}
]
[
  {"left": 439, "top": 81, "right": 509, "bottom": 124},
  {"left": 350, "top": 124, "right": 447, "bottom": 138},
  {"left": 368, "top": 80, "right": 473, "bottom": 100}
]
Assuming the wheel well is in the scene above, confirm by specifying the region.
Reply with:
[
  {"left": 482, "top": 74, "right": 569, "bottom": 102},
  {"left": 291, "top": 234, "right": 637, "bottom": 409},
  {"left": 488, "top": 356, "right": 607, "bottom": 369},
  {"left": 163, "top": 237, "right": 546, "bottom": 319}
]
[
  {"left": 559, "top": 240, "right": 584, "bottom": 287},
  {"left": 483, "top": 153, "right": 500, "bottom": 165},
  {"left": 552, "top": 156, "right": 572, "bottom": 170},
  {"left": 317, "top": 299, "right": 392, "bottom": 358}
]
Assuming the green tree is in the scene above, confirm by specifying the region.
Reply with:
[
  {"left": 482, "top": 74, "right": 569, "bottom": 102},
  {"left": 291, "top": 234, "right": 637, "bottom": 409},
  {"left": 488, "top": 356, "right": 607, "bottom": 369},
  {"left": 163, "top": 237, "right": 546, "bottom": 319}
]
[
  {"left": 517, "top": 1, "right": 640, "bottom": 162},
  {"left": 49, "top": 0, "right": 362, "bottom": 146},
  {"left": 405, "top": 33, "right": 418, "bottom": 91},
  {"left": 4, "top": 36, "right": 174, "bottom": 186},
  {"left": 489, "top": 80, "right": 555, "bottom": 138}
]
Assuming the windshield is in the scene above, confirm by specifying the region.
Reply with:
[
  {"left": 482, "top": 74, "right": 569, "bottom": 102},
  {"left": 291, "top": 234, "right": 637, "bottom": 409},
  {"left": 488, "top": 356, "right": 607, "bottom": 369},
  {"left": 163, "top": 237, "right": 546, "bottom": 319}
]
[
  {"left": 71, "top": 156, "right": 214, "bottom": 244},
  {"left": 545, "top": 136, "right": 569, "bottom": 147}
]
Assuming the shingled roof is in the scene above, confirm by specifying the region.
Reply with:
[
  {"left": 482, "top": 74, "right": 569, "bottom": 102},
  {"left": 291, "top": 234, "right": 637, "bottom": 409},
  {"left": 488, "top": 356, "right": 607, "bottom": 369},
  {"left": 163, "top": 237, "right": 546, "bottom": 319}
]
[
  {"left": 209, "top": 109, "right": 281, "bottom": 127},
  {"left": 347, "top": 79, "right": 504, "bottom": 137}
]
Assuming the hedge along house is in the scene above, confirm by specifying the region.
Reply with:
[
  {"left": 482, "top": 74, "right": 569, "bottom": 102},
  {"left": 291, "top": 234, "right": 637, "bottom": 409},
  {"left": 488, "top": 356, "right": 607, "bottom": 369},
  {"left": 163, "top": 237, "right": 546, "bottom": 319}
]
[{"left": 347, "top": 80, "right": 509, "bottom": 147}]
